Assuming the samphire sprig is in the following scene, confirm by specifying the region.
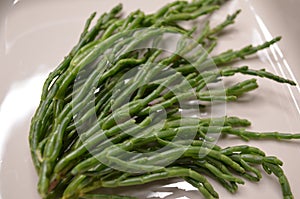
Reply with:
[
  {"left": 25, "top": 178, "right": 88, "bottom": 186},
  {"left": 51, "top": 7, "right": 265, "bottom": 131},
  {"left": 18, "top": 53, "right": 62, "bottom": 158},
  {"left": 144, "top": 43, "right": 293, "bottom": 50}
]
[{"left": 29, "top": 0, "right": 299, "bottom": 199}]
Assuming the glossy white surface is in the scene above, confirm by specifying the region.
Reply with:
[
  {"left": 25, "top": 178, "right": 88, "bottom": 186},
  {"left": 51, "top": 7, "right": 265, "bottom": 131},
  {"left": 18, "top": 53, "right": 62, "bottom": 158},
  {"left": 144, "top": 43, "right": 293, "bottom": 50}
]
[{"left": 0, "top": 0, "right": 299, "bottom": 198}]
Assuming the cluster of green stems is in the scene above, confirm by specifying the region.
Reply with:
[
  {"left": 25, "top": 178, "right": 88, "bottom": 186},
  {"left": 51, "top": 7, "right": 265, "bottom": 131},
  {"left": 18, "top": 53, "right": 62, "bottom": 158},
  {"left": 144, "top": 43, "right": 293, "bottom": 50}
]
[{"left": 29, "top": 0, "right": 298, "bottom": 199}]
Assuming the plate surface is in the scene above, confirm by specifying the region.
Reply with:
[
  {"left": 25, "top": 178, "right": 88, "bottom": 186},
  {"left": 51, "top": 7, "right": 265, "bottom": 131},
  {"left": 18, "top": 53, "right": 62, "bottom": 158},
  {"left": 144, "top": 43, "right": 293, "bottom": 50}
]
[{"left": 0, "top": 0, "right": 300, "bottom": 199}]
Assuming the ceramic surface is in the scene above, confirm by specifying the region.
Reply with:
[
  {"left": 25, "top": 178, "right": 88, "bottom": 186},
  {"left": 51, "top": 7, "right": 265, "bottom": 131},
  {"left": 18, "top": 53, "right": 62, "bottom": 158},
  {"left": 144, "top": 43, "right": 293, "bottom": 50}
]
[{"left": 0, "top": 0, "right": 299, "bottom": 198}]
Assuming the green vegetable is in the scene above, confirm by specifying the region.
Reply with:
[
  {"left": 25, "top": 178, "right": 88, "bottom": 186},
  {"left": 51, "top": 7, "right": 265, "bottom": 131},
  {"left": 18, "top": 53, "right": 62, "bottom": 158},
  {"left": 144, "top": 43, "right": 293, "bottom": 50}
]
[{"left": 29, "top": 0, "right": 299, "bottom": 199}]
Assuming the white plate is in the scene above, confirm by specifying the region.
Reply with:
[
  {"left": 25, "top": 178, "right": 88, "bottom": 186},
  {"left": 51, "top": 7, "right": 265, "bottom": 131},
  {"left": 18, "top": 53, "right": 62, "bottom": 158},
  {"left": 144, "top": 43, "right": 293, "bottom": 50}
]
[{"left": 0, "top": 0, "right": 300, "bottom": 198}]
